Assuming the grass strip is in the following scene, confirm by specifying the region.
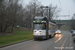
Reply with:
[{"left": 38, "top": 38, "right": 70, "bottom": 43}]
[{"left": 0, "top": 31, "right": 33, "bottom": 46}]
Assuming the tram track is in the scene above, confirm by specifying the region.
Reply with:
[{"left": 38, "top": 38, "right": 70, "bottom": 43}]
[
  {"left": 19, "top": 35, "right": 63, "bottom": 50},
  {"left": 19, "top": 39, "right": 43, "bottom": 50},
  {"left": 46, "top": 35, "right": 63, "bottom": 50}
]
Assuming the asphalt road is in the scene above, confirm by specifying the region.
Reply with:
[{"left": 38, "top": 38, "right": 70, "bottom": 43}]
[{"left": 0, "top": 31, "right": 74, "bottom": 50}]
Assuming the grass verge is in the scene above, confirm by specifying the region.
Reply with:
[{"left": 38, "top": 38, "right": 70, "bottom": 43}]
[{"left": 0, "top": 31, "right": 33, "bottom": 46}]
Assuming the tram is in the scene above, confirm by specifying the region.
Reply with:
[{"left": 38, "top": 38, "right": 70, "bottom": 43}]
[{"left": 33, "top": 16, "right": 56, "bottom": 39}]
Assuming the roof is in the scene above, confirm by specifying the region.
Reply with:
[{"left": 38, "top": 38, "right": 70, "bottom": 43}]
[{"left": 34, "top": 16, "right": 47, "bottom": 20}]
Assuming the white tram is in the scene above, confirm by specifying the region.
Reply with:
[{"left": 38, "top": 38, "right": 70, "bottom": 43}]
[{"left": 33, "top": 17, "right": 56, "bottom": 39}]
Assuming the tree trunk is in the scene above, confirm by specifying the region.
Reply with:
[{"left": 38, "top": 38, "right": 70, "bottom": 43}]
[
  {"left": 0, "top": 25, "right": 3, "bottom": 32},
  {"left": 3, "top": 25, "right": 8, "bottom": 32},
  {"left": 11, "top": 22, "right": 15, "bottom": 33}
]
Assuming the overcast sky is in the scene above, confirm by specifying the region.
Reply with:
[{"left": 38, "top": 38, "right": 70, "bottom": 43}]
[{"left": 22, "top": 0, "right": 75, "bottom": 20}]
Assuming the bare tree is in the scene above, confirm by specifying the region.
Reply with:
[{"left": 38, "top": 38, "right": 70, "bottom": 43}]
[
  {"left": 0, "top": 0, "right": 24, "bottom": 33},
  {"left": 43, "top": 4, "right": 60, "bottom": 20},
  {"left": 0, "top": 0, "right": 60, "bottom": 33},
  {"left": 23, "top": 0, "right": 42, "bottom": 28},
  {"left": 22, "top": 0, "right": 60, "bottom": 28}
]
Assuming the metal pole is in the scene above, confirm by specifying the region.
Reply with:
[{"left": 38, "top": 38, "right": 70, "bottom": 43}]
[
  {"left": 40, "top": 7, "right": 43, "bottom": 17},
  {"left": 41, "top": 8, "right": 43, "bottom": 17},
  {"left": 49, "top": 7, "right": 51, "bottom": 21}
]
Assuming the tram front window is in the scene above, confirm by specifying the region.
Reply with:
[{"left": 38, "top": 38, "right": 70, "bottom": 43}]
[{"left": 34, "top": 23, "right": 46, "bottom": 30}]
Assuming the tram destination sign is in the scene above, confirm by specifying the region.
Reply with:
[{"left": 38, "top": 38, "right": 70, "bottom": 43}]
[
  {"left": 33, "top": 21, "right": 46, "bottom": 23},
  {"left": 36, "top": 21, "right": 41, "bottom": 23}
]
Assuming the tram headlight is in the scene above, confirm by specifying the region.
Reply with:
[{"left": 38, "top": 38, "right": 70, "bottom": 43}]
[{"left": 36, "top": 31, "right": 39, "bottom": 33}]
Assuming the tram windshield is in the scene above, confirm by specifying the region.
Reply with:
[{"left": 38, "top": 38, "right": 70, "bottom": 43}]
[{"left": 34, "top": 23, "right": 46, "bottom": 30}]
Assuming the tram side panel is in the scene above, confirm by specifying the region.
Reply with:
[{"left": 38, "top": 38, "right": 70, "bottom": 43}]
[{"left": 48, "top": 22, "right": 56, "bottom": 37}]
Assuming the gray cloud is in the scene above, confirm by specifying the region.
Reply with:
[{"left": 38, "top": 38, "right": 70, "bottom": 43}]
[{"left": 22, "top": 0, "right": 75, "bottom": 20}]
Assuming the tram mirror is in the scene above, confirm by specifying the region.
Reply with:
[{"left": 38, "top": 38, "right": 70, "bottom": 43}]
[
  {"left": 42, "top": 24, "right": 46, "bottom": 29},
  {"left": 43, "top": 24, "right": 45, "bottom": 28}
]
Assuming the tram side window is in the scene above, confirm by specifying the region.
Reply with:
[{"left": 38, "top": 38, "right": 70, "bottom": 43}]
[{"left": 42, "top": 23, "right": 46, "bottom": 29}]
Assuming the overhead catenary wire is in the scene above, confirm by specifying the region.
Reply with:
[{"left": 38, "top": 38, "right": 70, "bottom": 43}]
[{"left": 59, "top": 0, "right": 64, "bottom": 15}]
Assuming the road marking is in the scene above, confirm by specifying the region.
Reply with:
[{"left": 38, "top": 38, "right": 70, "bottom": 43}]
[
  {"left": 60, "top": 37, "right": 67, "bottom": 50},
  {"left": 47, "top": 35, "right": 63, "bottom": 50},
  {"left": 55, "top": 36, "right": 63, "bottom": 43}
]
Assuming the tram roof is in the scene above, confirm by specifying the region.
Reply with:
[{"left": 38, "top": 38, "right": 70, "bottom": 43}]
[
  {"left": 49, "top": 22, "right": 56, "bottom": 25},
  {"left": 34, "top": 16, "right": 56, "bottom": 25},
  {"left": 34, "top": 16, "right": 47, "bottom": 20}
]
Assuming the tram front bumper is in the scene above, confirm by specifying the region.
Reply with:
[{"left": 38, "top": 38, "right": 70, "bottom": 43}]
[{"left": 33, "top": 35, "right": 46, "bottom": 39}]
